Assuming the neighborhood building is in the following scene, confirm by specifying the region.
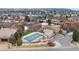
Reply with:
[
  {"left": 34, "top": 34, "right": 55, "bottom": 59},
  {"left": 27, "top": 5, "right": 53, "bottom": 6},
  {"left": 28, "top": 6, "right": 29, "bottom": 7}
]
[{"left": 0, "top": 28, "right": 17, "bottom": 42}]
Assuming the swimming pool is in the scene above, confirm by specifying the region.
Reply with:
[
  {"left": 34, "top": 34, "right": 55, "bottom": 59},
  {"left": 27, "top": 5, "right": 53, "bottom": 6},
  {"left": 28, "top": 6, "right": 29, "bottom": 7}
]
[{"left": 22, "top": 32, "right": 43, "bottom": 43}]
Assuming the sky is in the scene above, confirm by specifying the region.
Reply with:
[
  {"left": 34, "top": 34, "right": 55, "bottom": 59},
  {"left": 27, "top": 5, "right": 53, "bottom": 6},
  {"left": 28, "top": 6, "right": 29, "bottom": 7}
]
[{"left": 0, "top": 0, "right": 79, "bottom": 8}]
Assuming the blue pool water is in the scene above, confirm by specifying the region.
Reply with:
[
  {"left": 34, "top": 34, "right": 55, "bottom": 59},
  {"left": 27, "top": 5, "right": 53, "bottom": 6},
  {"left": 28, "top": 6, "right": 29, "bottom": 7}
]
[{"left": 24, "top": 32, "right": 43, "bottom": 42}]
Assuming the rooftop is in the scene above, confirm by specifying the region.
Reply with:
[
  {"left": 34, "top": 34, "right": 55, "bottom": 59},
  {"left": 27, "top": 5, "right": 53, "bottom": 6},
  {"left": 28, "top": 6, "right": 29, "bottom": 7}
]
[{"left": 0, "top": 28, "right": 17, "bottom": 39}]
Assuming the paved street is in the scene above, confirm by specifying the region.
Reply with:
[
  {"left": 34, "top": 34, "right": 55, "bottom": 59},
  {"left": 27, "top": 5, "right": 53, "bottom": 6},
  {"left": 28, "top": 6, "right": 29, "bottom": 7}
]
[
  {"left": 26, "top": 47, "right": 79, "bottom": 51},
  {"left": 2, "top": 47, "right": 79, "bottom": 51},
  {"left": 52, "top": 34, "right": 72, "bottom": 47}
]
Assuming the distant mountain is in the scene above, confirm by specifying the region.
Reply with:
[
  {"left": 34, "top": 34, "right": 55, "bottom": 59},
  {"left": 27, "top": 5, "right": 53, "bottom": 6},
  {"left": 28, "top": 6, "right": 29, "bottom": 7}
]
[
  {"left": 0, "top": 8, "right": 77, "bottom": 14},
  {"left": 70, "top": 8, "right": 79, "bottom": 11}
]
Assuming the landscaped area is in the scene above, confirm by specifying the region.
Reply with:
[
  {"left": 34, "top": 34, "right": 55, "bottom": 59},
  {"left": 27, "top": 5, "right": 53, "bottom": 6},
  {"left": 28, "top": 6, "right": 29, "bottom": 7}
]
[{"left": 23, "top": 32, "right": 32, "bottom": 36}]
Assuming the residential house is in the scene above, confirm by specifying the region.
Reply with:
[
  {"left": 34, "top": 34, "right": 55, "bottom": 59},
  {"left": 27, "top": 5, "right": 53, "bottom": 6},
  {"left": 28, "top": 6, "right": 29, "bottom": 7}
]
[{"left": 0, "top": 28, "right": 17, "bottom": 42}]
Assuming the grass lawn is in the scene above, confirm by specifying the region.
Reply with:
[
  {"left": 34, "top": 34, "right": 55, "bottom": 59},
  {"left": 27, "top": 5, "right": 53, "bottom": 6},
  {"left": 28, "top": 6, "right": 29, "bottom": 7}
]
[{"left": 23, "top": 32, "right": 32, "bottom": 36}]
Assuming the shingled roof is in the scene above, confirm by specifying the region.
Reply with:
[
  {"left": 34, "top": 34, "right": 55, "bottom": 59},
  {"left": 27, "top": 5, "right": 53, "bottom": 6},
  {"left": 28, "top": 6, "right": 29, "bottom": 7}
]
[{"left": 0, "top": 28, "right": 17, "bottom": 39}]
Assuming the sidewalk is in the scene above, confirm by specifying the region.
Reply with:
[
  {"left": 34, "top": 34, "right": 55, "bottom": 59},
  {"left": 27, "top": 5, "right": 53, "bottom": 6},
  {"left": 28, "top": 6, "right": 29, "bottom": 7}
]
[
  {"left": 53, "top": 41, "right": 61, "bottom": 48},
  {"left": 1, "top": 41, "right": 61, "bottom": 51},
  {"left": 0, "top": 41, "right": 61, "bottom": 50},
  {"left": 70, "top": 42, "right": 79, "bottom": 48}
]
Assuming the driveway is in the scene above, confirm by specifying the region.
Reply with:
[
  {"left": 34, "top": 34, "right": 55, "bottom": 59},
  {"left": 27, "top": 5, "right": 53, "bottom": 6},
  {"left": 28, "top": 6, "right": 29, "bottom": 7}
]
[{"left": 51, "top": 34, "right": 72, "bottom": 47}]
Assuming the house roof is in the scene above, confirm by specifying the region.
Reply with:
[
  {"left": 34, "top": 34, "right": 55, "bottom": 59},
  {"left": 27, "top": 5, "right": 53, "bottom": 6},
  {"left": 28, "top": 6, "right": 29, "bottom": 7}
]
[
  {"left": 0, "top": 28, "right": 17, "bottom": 39},
  {"left": 68, "top": 16, "right": 79, "bottom": 20}
]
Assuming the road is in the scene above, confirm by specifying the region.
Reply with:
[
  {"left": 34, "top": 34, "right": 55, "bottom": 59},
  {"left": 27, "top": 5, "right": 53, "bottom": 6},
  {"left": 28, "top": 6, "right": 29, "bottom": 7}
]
[
  {"left": 1, "top": 47, "right": 79, "bottom": 51},
  {"left": 52, "top": 34, "right": 72, "bottom": 47},
  {"left": 26, "top": 47, "right": 79, "bottom": 51}
]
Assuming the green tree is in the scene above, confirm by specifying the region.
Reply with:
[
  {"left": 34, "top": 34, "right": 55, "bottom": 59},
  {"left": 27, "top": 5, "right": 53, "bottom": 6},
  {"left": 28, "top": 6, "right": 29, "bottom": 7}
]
[
  {"left": 47, "top": 19, "right": 52, "bottom": 25},
  {"left": 1, "top": 16, "right": 3, "bottom": 20},
  {"left": 16, "top": 25, "right": 24, "bottom": 46},
  {"left": 72, "top": 31, "right": 79, "bottom": 42},
  {"left": 60, "top": 14, "right": 63, "bottom": 20},
  {"left": 14, "top": 32, "right": 19, "bottom": 41},
  {"left": 9, "top": 34, "right": 16, "bottom": 46},
  {"left": 9, "top": 29, "right": 23, "bottom": 46},
  {"left": 19, "top": 25, "right": 24, "bottom": 36},
  {"left": 69, "top": 14, "right": 71, "bottom": 17},
  {"left": 17, "top": 38, "right": 22, "bottom": 46},
  {"left": 48, "top": 15, "right": 54, "bottom": 19},
  {"left": 25, "top": 15, "right": 30, "bottom": 22},
  {"left": 77, "top": 14, "right": 79, "bottom": 16},
  {"left": 9, "top": 32, "right": 20, "bottom": 46},
  {"left": 0, "top": 26, "right": 1, "bottom": 29},
  {"left": 66, "top": 15, "right": 68, "bottom": 20},
  {"left": 59, "top": 29, "right": 62, "bottom": 34}
]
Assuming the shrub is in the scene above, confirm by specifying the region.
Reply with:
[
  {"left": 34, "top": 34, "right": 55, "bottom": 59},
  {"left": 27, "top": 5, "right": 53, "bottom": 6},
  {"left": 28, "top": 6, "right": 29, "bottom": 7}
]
[
  {"left": 25, "top": 16, "right": 30, "bottom": 22},
  {"left": 17, "top": 38, "right": 22, "bottom": 46},
  {"left": 72, "top": 31, "right": 79, "bottom": 42},
  {"left": 23, "top": 32, "right": 31, "bottom": 36},
  {"left": 9, "top": 32, "right": 20, "bottom": 46},
  {"left": 9, "top": 34, "right": 16, "bottom": 46},
  {"left": 47, "top": 41, "right": 55, "bottom": 47},
  {"left": 47, "top": 19, "right": 52, "bottom": 25},
  {"left": 17, "top": 25, "right": 24, "bottom": 37}
]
